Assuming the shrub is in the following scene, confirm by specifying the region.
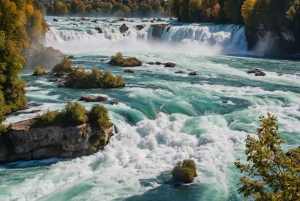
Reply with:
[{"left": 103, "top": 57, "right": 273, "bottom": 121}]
[
  {"left": 89, "top": 104, "right": 112, "bottom": 130},
  {"left": 65, "top": 67, "right": 125, "bottom": 88},
  {"left": 52, "top": 56, "right": 72, "bottom": 76},
  {"left": 64, "top": 100, "right": 88, "bottom": 125},
  {"left": 171, "top": 159, "right": 197, "bottom": 183},
  {"left": 33, "top": 65, "right": 46, "bottom": 76},
  {"left": 35, "top": 110, "right": 59, "bottom": 127}
]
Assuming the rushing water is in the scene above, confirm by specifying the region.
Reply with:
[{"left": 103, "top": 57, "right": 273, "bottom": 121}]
[{"left": 0, "top": 17, "right": 300, "bottom": 201}]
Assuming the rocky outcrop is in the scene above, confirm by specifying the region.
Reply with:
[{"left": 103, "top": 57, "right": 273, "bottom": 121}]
[
  {"left": 124, "top": 69, "right": 134, "bottom": 73},
  {"left": 152, "top": 24, "right": 171, "bottom": 39},
  {"left": 94, "top": 27, "right": 103, "bottom": 33},
  {"left": 79, "top": 95, "right": 108, "bottom": 102},
  {"left": 119, "top": 24, "right": 129, "bottom": 33},
  {"left": 245, "top": 0, "right": 300, "bottom": 58},
  {"left": 21, "top": 43, "right": 64, "bottom": 70},
  {"left": 136, "top": 25, "right": 145, "bottom": 30},
  {"left": 189, "top": 71, "right": 197, "bottom": 76},
  {"left": 0, "top": 119, "right": 115, "bottom": 163}
]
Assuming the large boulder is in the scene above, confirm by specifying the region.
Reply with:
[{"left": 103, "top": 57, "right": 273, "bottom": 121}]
[
  {"left": 0, "top": 119, "right": 115, "bottom": 162},
  {"left": 247, "top": 68, "right": 266, "bottom": 76},
  {"left": 171, "top": 159, "right": 198, "bottom": 183},
  {"left": 164, "top": 62, "right": 176, "bottom": 67},
  {"left": 152, "top": 24, "right": 170, "bottom": 39},
  {"left": 94, "top": 27, "right": 103, "bottom": 33},
  {"left": 119, "top": 24, "right": 129, "bottom": 33},
  {"left": 79, "top": 95, "right": 108, "bottom": 102},
  {"left": 136, "top": 25, "right": 145, "bottom": 30}
]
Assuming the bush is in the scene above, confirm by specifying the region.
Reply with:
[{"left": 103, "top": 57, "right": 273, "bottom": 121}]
[
  {"left": 65, "top": 67, "right": 125, "bottom": 88},
  {"left": 52, "top": 56, "right": 72, "bottom": 76},
  {"left": 109, "top": 52, "right": 142, "bottom": 67},
  {"left": 33, "top": 65, "right": 46, "bottom": 76},
  {"left": 171, "top": 159, "right": 197, "bottom": 183},
  {"left": 89, "top": 104, "right": 112, "bottom": 130},
  {"left": 64, "top": 100, "right": 88, "bottom": 125},
  {"left": 35, "top": 110, "right": 59, "bottom": 127}
]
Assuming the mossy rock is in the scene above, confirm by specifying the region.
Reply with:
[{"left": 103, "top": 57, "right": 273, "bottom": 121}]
[{"left": 109, "top": 52, "right": 142, "bottom": 67}]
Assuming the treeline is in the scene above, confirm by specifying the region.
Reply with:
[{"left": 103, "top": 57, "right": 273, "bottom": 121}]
[
  {"left": 169, "top": 0, "right": 300, "bottom": 28},
  {"left": 46, "top": 0, "right": 168, "bottom": 17},
  {"left": 0, "top": 0, "right": 48, "bottom": 132}
]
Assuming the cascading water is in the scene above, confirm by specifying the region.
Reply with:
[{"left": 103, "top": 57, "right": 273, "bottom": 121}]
[{"left": 1, "top": 16, "right": 299, "bottom": 201}]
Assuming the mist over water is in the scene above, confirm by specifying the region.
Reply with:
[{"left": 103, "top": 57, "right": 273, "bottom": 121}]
[{"left": 1, "top": 17, "right": 300, "bottom": 201}]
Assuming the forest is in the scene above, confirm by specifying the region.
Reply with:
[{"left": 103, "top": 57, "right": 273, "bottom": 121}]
[{"left": 0, "top": 0, "right": 48, "bottom": 133}]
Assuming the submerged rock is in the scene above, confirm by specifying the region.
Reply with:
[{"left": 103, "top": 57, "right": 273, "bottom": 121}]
[
  {"left": 79, "top": 95, "right": 108, "bottom": 102},
  {"left": 110, "top": 101, "right": 118, "bottom": 105},
  {"left": 175, "top": 71, "right": 184, "bottom": 74},
  {"left": 124, "top": 69, "right": 134, "bottom": 73}
]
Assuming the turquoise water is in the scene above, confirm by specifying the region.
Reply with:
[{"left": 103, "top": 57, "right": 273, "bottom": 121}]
[{"left": 0, "top": 17, "right": 299, "bottom": 201}]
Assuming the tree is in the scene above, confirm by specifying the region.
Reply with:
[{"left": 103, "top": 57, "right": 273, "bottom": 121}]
[{"left": 235, "top": 113, "right": 300, "bottom": 201}]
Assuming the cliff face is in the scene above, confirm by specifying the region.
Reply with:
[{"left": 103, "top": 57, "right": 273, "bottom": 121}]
[
  {"left": 245, "top": 0, "right": 300, "bottom": 57},
  {"left": 0, "top": 119, "right": 115, "bottom": 163}
]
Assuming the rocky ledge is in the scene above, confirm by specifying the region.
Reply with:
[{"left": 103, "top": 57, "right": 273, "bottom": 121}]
[{"left": 0, "top": 119, "right": 115, "bottom": 163}]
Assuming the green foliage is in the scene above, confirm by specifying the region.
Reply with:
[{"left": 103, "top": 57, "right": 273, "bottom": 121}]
[
  {"left": 89, "top": 104, "right": 112, "bottom": 130},
  {"left": 64, "top": 100, "right": 88, "bottom": 125},
  {"left": 0, "top": 0, "right": 48, "bottom": 131},
  {"left": 235, "top": 113, "right": 300, "bottom": 201},
  {"left": 33, "top": 65, "right": 46, "bottom": 75},
  {"left": 171, "top": 159, "right": 197, "bottom": 183},
  {"left": 46, "top": 0, "right": 167, "bottom": 17},
  {"left": 34, "top": 110, "right": 59, "bottom": 127},
  {"left": 52, "top": 56, "right": 72, "bottom": 76},
  {"left": 65, "top": 66, "right": 125, "bottom": 88}
]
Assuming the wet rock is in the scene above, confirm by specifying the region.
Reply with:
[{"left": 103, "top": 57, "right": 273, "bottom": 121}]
[
  {"left": 189, "top": 71, "right": 197, "bottom": 76},
  {"left": 155, "top": 62, "right": 162, "bottom": 65},
  {"left": 124, "top": 69, "right": 134, "bottom": 73},
  {"left": 79, "top": 95, "right": 108, "bottom": 102},
  {"left": 136, "top": 25, "right": 145, "bottom": 30},
  {"left": 175, "top": 71, "right": 183, "bottom": 74},
  {"left": 49, "top": 78, "right": 59, "bottom": 82},
  {"left": 156, "top": 18, "right": 164, "bottom": 22},
  {"left": 67, "top": 55, "right": 74, "bottom": 59},
  {"left": 118, "top": 18, "right": 126, "bottom": 21},
  {"left": 119, "top": 24, "right": 129, "bottom": 33},
  {"left": 110, "top": 101, "right": 118, "bottom": 105},
  {"left": 53, "top": 19, "right": 58, "bottom": 22},
  {"left": 164, "top": 62, "right": 176, "bottom": 67},
  {"left": 58, "top": 82, "right": 65, "bottom": 88},
  {"left": 91, "top": 19, "right": 98, "bottom": 23},
  {"left": 147, "top": 62, "right": 155, "bottom": 65},
  {"left": 94, "top": 27, "right": 103, "bottom": 33},
  {"left": 247, "top": 68, "right": 266, "bottom": 76},
  {"left": 30, "top": 110, "right": 41, "bottom": 113},
  {"left": 152, "top": 24, "right": 170, "bottom": 39}
]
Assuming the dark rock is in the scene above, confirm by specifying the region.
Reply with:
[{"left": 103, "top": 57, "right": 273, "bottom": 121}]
[
  {"left": 136, "top": 25, "right": 145, "bottom": 30},
  {"left": 164, "top": 62, "right": 176, "bottom": 67},
  {"left": 124, "top": 69, "right": 134, "bottom": 73},
  {"left": 94, "top": 27, "right": 103, "bottom": 33},
  {"left": 79, "top": 95, "right": 108, "bottom": 102},
  {"left": 118, "top": 18, "right": 126, "bottom": 21},
  {"left": 72, "top": 23, "right": 78, "bottom": 26},
  {"left": 110, "top": 101, "right": 118, "bottom": 105},
  {"left": 53, "top": 19, "right": 58, "bottom": 22},
  {"left": 156, "top": 18, "right": 164, "bottom": 22},
  {"left": 189, "top": 71, "right": 197, "bottom": 76},
  {"left": 111, "top": 20, "right": 117, "bottom": 23},
  {"left": 58, "top": 82, "right": 65, "bottom": 88},
  {"left": 150, "top": 20, "right": 154, "bottom": 23},
  {"left": 141, "top": 20, "right": 149, "bottom": 22},
  {"left": 247, "top": 68, "right": 266, "bottom": 76},
  {"left": 175, "top": 71, "right": 183, "bottom": 74},
  {"left": 170, "top": 17, "right": 174, "bottom": 20},
  {"left": 100, "top": 59, "right": 105, "bottom": 62},
  {"left": 148, "top": 62, "right": 155, "bottom": 65},
  {"left": 129, "top": 20, "right": 134, "bottom": 22},
  {"left": 91, "top": 20, "right": 98, "bottom": 23},
  {"left": 81, "top": 17, "right": 89, "bottom": 21},
  {"left": 155, "top": 62, "right": 162, "bottom": 65},
  {"left": 30, "top": 110, "right": 41, "bottom": 113},
  {"left": 67, "top": 55, "right": 74, "bottom": 59},
  {"left": 152, "top": 24, "right": 169, "bottom": 39},
  {"left": 49, "top": 78, "right": 59, "bottom": 82},
  {"left": 119, "top": 24, "right": 129, "bottom": 33}
]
